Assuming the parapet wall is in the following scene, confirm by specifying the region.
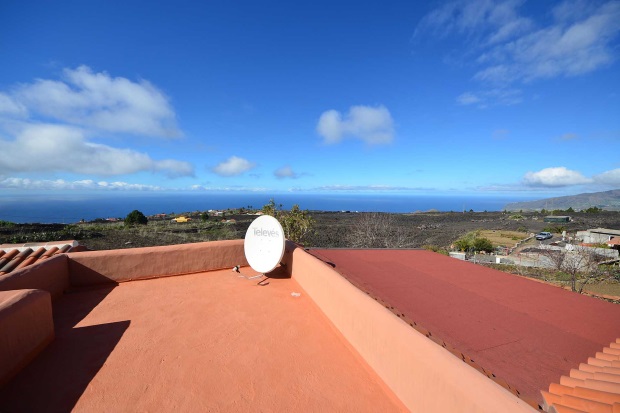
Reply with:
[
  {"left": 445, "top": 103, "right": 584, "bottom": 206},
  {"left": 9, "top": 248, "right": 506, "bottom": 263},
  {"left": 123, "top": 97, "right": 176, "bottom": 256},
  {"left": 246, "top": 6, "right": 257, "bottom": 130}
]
[
  {"left": 68, "top": 239, "right": 247, "bottom": 287},
  {"left": 0, "top": 254, "right": 69, "bottom": 299},
  {"left": 0, "top": 289, "right": 54, "bottom": 387},
  {"left": 0, "top": 239, "right": 248, "bottom": 294},
  {"left": 284, "top": 243, "right": 536, "bottom": 413}
]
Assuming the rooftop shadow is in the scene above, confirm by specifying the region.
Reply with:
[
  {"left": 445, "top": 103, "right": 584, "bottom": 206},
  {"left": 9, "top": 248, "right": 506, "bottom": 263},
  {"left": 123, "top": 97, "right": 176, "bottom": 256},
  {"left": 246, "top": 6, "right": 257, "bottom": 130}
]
[{"left": 0, "top": 320, "right": 130, "bottom": 412}]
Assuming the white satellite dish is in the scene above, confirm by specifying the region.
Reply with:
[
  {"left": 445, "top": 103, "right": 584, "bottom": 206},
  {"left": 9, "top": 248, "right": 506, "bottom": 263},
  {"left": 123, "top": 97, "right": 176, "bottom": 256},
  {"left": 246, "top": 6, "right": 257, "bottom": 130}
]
[{"left": 244, "top": 215, "right": 286, "bottom": 274}]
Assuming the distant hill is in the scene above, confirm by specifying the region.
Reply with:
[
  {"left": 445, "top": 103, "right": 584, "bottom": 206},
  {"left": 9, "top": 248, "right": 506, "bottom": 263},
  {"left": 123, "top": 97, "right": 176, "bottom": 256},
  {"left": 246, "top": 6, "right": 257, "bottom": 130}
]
[{"left": 504, "top": 189, "right": 620, "bottom": 211}]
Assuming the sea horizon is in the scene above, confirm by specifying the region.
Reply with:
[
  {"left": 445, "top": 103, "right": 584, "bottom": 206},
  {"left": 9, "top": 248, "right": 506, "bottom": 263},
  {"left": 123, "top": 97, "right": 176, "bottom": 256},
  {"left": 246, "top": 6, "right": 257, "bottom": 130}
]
[{"left": 0, "top": 192, "right": 538, "bottom": 224}]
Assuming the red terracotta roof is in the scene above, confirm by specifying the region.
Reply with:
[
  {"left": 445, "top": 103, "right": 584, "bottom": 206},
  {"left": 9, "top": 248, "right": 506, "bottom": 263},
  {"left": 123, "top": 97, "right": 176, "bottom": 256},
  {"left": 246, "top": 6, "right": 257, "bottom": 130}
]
[
  {"left": 542, "top": 338, "right": 620, "bottom": 412},
  {"left": 309, "top": 248, "right": 620, "bottom": 407},
  {"left": 0, "top": 241, "right": 81, "bottom": 275}
]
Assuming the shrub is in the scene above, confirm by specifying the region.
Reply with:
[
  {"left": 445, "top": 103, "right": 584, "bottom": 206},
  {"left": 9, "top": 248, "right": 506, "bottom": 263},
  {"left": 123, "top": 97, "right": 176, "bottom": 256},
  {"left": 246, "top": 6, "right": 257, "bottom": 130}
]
[
  {"left": 473, "top": 237, "right": 494, "bottom": 253},
  {"left": 423, "top": 245, "right": 449, "bottom": 256},
  {"left": 453, "top": 230, "right": 494, "bottom": 253},
  {"left": 125, "top": 210, "right": 148, "bottom": 226},
  {"left": 261, "top": 199, "right": 314, "bottom": 245}
]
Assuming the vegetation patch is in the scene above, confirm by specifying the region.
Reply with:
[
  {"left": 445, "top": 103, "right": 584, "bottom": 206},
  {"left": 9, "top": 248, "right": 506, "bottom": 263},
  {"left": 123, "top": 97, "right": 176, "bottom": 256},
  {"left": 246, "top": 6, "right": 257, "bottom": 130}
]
[{"left": 478, "top": 230, "right": 530, "bottom": 248}]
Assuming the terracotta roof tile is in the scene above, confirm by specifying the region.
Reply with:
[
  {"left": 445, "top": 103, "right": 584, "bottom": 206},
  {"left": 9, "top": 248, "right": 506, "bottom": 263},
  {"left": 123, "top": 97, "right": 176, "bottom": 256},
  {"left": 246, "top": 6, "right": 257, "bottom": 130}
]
[
  {"left": 549, "top": 403, "right": 588, "bottom": 413},
  {"left": 543, "top": 341, "right": 620, "bottom": 413},
  {"left": 0, "top": 248, "right": 32, "bottom": 275},
  {"left": 604, "top": 348, "right": 620, "bottom": 356},
  {"left": 0, "top": 249, "right": 19, "bottom": 269},
  {"left": 0, "top": 241, "right": 85, "bottom": 275},
  {"left": 14, "top": 247, "right": 46, "bottom": 271}
]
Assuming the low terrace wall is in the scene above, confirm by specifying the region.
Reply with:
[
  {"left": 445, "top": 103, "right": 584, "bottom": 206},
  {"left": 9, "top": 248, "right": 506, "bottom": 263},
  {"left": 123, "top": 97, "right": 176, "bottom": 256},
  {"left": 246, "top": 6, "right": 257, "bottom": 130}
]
[
  {"left": 68, "top": 239, "right": 248, "bottom": 287},
  {"left": 0, "top": 254, "right": 69, "bottom": 299},
  {"left": 0, "top": 240, "right": 248, "bottom": 294},
  {"left": 284, "top": 243, "right": 536, "bottom": 413},
  {"left": 0, "top": 289, "right": 54, "bottom": 387}
]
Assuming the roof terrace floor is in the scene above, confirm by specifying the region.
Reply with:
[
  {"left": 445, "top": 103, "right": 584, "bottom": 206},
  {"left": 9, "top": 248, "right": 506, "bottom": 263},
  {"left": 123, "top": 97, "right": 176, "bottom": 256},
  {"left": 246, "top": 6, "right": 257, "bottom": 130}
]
[{"left": 0, "top": 268, "right": 406, "bottom": 412}]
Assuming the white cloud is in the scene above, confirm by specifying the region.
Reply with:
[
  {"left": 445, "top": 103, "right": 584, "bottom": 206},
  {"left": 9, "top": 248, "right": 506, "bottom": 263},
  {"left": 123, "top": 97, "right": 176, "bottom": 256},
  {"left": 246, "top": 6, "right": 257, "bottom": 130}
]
[
  {"left": 456, "top": 92, "right": 482, "bottom": 105},
  {"left": 523, "top": 166, "right": 592, "bottom": 187},
  {"left": 0, "top": 67, "right": 193, "bottom": 180},
  {"left": 593, "top": 168, "right": 620, "bottom": 185},
  {"left": 492, "top": 129, "right": 510, "bottom": 140},
  {"left": 316, "top": 105, "right": 394, "bottom": 145},
  {"left": 418, "top": 1, "right": 620, "bottom": 104},
  {"left": 456, "top": 88, "right": 522, "bottom": 107},
  {"left": 274, "top": 166, "right": 300, "bottom": 179},
  {"left": 559, "top": 133, "right": 579, "bottom": 141},
  {"left": 212, "top": 156, "right": 256, "bottom": 177},
  {"left": 15, "top": 66, "right": 181, "bottom": 138},
  {"left": 0, "top": 123, "right": 193, "bottom": 177},
  {"left": 0, "top": 177, "right": 163, "bottom": 191},
  {"left": 190, "top": 185, "right": 267, "bottom": 192},
  {"left": 0, "top": 93, "right": 27, "bottom": 117},
  {"left": 307, "top": 185, "right": 433, "bottom": 192}
]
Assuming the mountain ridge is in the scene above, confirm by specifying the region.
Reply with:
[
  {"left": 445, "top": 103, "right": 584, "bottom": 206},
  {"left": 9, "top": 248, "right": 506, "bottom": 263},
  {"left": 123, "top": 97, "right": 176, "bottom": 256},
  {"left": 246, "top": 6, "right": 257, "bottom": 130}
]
[{"left": 505, "top": 189, "right": 620, "bottom": 211}]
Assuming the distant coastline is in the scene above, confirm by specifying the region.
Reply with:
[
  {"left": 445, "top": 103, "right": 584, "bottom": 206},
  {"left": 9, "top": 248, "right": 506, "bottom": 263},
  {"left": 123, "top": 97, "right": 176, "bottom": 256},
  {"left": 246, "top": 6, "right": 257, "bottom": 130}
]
[{"left": 0, "top": 193, "right": 537, "bottom": 224}]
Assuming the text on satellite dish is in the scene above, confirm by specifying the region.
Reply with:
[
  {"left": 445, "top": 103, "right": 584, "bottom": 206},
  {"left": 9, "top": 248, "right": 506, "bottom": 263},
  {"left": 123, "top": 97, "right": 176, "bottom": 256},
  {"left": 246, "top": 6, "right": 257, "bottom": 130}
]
[{"left": 254, "top": 228, "right": 280, "bottom": 237}]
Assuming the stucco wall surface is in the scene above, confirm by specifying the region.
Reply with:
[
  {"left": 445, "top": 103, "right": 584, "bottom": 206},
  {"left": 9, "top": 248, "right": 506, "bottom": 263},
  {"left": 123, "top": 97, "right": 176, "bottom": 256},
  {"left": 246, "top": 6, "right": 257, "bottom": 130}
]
[
  {"left": 0, "top": 289, "right": 54, "bottom": 387},
  {"left": 68, "top": 239, "right": 248, "bottom": 286},
  {"left": 286, "top": 245, "right": 536, "bottom": 413},
  {"left": 0, "top": 254, "right": 69, "bottom": 299}
]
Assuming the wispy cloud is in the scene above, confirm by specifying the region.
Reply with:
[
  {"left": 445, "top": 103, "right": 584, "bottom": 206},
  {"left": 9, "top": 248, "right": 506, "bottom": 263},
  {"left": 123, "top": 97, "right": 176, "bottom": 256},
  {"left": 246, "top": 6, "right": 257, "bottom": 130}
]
[
  {"left": 190, "top": 184, "right": 267, "bottom": 192},
  {"left": 299, "top": 185, "right": 435, "bottom": 192},
  {"left": 0, "top": 177, "right": 163, "bottom": 191},
  {"left": 492, "top": 129, "right": 510, "bottom": 140},
  {"left": 418, "top": 0, "right": 620, "bottom": 105},
  {"left": 316, "top": 105, "right": 394, "bottom": 145},
  {"left": 212, "top": 156, "right": 256, "bottom": 177},
  {"left": 456, "top": 88, "right": 522, "bottom": 107},
  {"left": 274, "top": 165, "right": 304, "bottom": 179},
  {"left": 558, "top": 132, "right": 579, "bottom": 141}
]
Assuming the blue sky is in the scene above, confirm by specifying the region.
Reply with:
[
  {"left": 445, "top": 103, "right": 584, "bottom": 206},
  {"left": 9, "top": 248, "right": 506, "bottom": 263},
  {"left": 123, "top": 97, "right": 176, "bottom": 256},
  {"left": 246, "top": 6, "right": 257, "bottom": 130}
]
[{"left": 0, "top": 0, "right": 619, "bottom": 198}]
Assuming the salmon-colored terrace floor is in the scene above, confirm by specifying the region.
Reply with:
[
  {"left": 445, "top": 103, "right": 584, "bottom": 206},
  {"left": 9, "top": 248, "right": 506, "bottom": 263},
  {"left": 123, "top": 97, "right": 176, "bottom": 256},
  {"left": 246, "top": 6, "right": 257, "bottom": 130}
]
[
  {"left": 0, "top": 269, "right": 406, "bottom": 412},
  {"left": 310, "top": 249, "right": 620, "bottom": 405}
]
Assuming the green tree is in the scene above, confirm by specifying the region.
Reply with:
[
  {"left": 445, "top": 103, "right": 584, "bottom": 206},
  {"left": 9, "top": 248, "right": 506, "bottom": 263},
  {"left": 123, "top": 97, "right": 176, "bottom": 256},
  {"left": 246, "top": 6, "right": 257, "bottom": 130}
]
[
  {"left": 261, "top": 199, "right": 277, "bottom": 216},
  {"left": 473, "top": 237, "right": 494, "bottom": 253},
  {"left": 453, "top": 230, "right": 494, "bottom": 253},
  {"left": 200, "top": 212, "right": 209, "bottom": 222},
  {"left": 261, "top": 199, "right": 314, "bottom": 245},
  {"left": 124, "top": 210, "right": 148, "bottom": 226}
]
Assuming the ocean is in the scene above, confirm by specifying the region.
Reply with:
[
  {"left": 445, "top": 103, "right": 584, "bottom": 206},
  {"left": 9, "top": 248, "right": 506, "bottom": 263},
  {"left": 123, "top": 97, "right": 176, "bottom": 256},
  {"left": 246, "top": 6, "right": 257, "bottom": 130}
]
[{"left": 0, "top": 192, "right": 537, "bottom": 224}]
